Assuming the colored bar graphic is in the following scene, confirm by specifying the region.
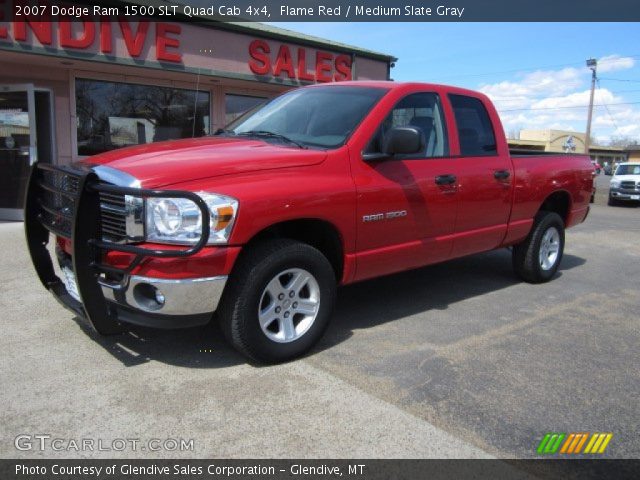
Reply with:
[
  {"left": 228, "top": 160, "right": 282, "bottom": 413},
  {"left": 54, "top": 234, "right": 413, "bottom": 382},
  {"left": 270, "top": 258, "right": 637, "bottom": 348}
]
[
  {"left": 560, "top": 433, "right": 575, "bottom": 454},
  {"left": 561, "top": 433, "right": 589, "bottom": 454},
  {"left": 584, "top": 433, "right": 613, "bottom": 454},
  {"left": 574, "top": 433, "right": 589, "bottom": 453},
  {"left": 597, "top": 433, "right": 613, "bottom": 453},
  {"left": 537, "top": 433, "right": 566, "bottom": 454},
  {"left": 584, "top": 433, "right": 598, "bottom": 453},
  {"left": 568, "top": 434, "right": 582, "bottom": 453},
  {"left": 537, "top": 434, "right": 552, "bottom": 454},
  {"left": 539, "top": 432, "right": 613, "bottom": 454}
]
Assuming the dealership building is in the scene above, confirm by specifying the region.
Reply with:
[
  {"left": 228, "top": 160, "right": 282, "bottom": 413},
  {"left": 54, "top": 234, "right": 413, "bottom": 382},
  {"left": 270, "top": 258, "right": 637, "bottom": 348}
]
[
  {"left": 0, "top": 2, "right": 395, "bottom": 220},
  {"left": 508, "top": 129, "right": 629, "bottom": 167}
]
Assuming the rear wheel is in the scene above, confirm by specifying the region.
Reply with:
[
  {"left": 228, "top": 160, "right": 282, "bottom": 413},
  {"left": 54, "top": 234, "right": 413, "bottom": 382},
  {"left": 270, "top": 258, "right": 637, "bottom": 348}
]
[
  {"left": 218, "top": 239, "right": 336, "bottom": 363},
  {"left": 513, "top": 211, "right": 565, "bottom": 283}
]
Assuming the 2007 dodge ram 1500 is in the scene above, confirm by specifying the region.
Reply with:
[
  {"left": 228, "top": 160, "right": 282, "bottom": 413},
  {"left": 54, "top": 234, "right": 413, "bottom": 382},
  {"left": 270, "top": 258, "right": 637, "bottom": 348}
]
[{"left": 25, "top": 82, "right": 593, "bottom": 362}]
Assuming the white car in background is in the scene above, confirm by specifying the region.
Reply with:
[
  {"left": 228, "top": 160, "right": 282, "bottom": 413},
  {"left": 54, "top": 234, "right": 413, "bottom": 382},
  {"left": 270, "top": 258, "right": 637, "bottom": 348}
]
[{"left": 609, "top": 163, "right": 640, "bottom": 205}]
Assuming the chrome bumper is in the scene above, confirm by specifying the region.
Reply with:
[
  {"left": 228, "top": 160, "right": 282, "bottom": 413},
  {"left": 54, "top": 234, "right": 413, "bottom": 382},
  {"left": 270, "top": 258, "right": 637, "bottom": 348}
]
[
  {"left": 100, "top": 274, "right": 227, "bottom": 316},
  {"left": 610, "top": 189, "right": 640, "bottom": 200}
]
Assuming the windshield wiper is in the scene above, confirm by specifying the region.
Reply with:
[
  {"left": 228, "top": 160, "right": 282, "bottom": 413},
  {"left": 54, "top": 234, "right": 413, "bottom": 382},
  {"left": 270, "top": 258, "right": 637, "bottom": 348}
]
[{"left": 237, "top": 130, "right": 307, "bottom": 149}]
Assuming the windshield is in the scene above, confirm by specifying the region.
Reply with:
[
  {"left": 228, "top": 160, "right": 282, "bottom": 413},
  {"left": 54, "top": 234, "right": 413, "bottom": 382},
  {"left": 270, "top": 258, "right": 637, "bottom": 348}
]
[
  {"left": 224, "top": 86, "right": 388, "bottom": 149},
  {"left": 615, "top": 164, "right": 640, "bottom": 175}
]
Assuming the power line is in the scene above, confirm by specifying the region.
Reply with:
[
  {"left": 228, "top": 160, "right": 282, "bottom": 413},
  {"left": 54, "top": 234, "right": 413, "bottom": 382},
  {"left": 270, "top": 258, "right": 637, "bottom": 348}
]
[
  {"left": 432, "top": 54, "right": 640, "bottom": 80},
  {"left": 498, "top": 101, "right": 640, "bottom": 112},
  {"left": 599, "top": 77, "right": 640, "bottom": 83},
  {"left": 605, "top": 88, "right": 640, "bottom": 94},
  {"left": 597, "top": 79, "right": 621, "bottom": 131},
  {"left": 488, "top": 88, "right": 640, "bottom": 101}
]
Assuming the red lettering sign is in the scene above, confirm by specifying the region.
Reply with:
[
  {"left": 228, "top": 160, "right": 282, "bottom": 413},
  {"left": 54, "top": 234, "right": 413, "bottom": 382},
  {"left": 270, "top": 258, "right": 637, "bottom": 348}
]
[
  {"left": 314, "top": 51, "right": 333, "bottom": 83},
  {"left": 156, "top": 22, "right": 181, "bottom": 62},
  {"left": 99, "top": 19, "right": 112, "bottom": 54},
  {"left": 334, "top": 55, "right": 352, "bottom": 81},
  {"left": 59, "top": 20, "right": 95, "bottom": 49},
  {"left": 273, "top": 45, "right": 295, "bottom": 78},
  {"left": 5, "top": 7, "right": 182, "bottom": 63},
  {"left": 248, "top": 40, "right": 354, "bottom": 83},
  {"left": 297, "top": 48, "right": 314, "bottom": 81},
  {"left": 118, "top": 20, "right": 149, "bottom": 57},
  {"left": 13, "top": 20, "right": 52, "bottom": 45},
  {"left": 248, "top": 39, "right": 271, "bottom": 75}
]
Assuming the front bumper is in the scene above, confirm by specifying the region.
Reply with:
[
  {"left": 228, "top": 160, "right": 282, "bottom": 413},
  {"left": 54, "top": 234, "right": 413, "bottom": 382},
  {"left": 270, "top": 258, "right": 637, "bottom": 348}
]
[
  {"left": 100, "top": 273, "right": 227, "bottom": 327},
  {"left": 24, "top": 163, "right": 220, "bottom": 333},
  {"left": 610, "top": 188, "right": 640, "bottom": 201}
]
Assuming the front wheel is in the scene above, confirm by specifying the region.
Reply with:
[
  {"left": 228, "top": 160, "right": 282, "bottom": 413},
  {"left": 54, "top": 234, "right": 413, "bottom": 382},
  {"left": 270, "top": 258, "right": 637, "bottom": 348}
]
[
  {"left": 513, "top": 211, "right": 565, "bottom": 283},
  {"left": 218, "top": 239, "right": 336, "bottom": 363}
]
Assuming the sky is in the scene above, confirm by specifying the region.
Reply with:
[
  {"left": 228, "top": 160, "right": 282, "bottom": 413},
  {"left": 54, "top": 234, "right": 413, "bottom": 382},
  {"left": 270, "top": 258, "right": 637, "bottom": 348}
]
[{"left": 269, "top": 22, "right": 640, "bottom": 144}]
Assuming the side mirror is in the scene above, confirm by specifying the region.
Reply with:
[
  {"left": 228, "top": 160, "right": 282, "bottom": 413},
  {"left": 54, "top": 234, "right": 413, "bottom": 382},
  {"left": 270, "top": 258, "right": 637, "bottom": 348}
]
[
  {"left": 384, "top": 127, "right": 425, "bottom": 155},
  {"left": 361, "top": 126, "right": 424, "bottom": 162}
]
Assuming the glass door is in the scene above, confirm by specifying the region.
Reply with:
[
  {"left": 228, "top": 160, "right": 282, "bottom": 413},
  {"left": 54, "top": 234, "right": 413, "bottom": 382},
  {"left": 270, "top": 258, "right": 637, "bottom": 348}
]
[{"left": 0, "top": 85, "right": 37, "bottom": 221}]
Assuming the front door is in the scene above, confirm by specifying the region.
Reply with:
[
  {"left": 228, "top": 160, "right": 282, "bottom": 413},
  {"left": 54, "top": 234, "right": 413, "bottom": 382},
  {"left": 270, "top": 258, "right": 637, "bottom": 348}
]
[
  {"left": 0, "top": 85, "right": 53, "bottom": 221},
  {"left": 352, "top": 92, "right": 459, "bottom": 281}
]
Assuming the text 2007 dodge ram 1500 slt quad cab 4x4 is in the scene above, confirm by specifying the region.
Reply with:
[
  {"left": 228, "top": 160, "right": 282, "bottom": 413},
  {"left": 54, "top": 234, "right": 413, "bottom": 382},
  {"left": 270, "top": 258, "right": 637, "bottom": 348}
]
[{"left": 25, "top": 82, "right": 593, "bottom": 362}]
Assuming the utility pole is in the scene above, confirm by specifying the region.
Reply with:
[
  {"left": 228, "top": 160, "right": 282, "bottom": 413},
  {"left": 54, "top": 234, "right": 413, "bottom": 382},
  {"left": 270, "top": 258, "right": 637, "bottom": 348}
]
[{"left": 584, "top": 58, "right": 597, "bottom": 155}]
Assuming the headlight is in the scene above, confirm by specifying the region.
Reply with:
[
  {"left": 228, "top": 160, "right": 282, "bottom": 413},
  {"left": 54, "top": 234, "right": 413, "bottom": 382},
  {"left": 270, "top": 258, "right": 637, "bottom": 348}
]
[
  {"left": 145, "top": 193, "right": 238, "bottom": 245},
  {"left": 610, "top": 179, "right": 621, "bottom": 188}
]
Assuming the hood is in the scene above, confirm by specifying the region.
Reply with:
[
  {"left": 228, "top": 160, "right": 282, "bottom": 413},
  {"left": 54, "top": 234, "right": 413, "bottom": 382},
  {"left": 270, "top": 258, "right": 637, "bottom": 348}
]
[
  {"left": 81, "top": 137, "right": 327, "bottom": 188},
  {"left": 612, "top": 174, "right": 640, "bottom": 182}
]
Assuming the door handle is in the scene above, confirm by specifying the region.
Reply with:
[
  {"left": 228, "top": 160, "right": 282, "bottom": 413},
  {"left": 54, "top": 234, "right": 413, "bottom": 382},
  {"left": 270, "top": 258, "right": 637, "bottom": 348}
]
[
  {"left": 435, "top": 174, "right": 457, "bottom": 185},
  {"left": 494, "top": 170, "right": 511, "bottom": 180}
]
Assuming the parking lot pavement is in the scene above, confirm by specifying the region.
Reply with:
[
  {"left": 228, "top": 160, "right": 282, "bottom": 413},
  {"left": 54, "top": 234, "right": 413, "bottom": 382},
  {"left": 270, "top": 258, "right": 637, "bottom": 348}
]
[
  {"left": 1, "top": 187, "right": 638, "bottom": 460},
  {"left": 0, "top": 221, "right": 489, "bottom": 460}
]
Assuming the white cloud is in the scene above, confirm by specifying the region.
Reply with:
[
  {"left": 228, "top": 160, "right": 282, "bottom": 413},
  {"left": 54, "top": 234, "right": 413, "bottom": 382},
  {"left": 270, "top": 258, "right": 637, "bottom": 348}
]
[
  {"left": 479, "top": 67, "right": 583, "bottom": 101},
  {"left": 530, "top": 89, "right": 620, "bottom": 109},
  {"left": 597, "top": 54, "right": 635, "bottom": 73},
  {"left": 478, "top": 56, "right": 640, "bottom": 143}
]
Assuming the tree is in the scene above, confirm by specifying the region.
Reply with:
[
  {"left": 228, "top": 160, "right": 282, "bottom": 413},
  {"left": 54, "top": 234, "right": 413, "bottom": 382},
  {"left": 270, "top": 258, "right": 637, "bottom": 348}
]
[{"left": 608, "top": 136, "right": 640, "bottom": 148}]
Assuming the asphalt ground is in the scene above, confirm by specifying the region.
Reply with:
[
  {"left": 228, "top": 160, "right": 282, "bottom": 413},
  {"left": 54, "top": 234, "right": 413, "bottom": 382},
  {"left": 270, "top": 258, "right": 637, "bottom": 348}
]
[{"left": 1, "top": 173, "right": 638, "bottom": 461}]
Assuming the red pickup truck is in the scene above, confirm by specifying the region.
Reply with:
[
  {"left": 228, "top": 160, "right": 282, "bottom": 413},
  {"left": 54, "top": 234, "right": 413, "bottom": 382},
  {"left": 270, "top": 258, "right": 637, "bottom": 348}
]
[{"left": 25, "top": 82, "right": 592, "bottom": 362}]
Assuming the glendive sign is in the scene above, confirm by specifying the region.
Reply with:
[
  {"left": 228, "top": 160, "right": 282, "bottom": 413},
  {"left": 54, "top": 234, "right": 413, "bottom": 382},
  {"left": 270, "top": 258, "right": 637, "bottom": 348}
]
[
  {"left": 0, "top": 18, "right": 183, "bottom": 63},
  {"left": 249, "top": 39, "right": 352, "bottom": 82}
]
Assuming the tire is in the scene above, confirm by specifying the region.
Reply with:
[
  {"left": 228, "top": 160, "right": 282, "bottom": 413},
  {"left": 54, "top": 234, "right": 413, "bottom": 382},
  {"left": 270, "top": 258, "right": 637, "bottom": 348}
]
[
  {"left": 218, "top": 239, "right": 336, "bottom": 363},
  {"left": 608, "top": 195, "right": 617, "bottom": 206},
  {"left": 512, "top": 211, "right": 565, "bottom": 284},
  {"left": 590, "top": 193, "right": 595, "bottom": 204}
]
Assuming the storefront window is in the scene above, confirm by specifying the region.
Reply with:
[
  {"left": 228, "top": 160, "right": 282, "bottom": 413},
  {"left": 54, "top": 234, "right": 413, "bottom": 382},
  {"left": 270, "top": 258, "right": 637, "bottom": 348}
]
[
  {"left": 75, "top": 79, "right": 210, "bottom": 156},
  {"left": 225, "top": 94, "right": 267, "bottom": 125}
]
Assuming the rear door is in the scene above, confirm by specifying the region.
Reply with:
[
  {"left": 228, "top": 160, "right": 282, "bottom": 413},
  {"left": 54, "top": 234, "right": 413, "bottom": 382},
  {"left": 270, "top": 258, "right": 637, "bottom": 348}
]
[
  {"left": 447, "top": 94, "right": 513, "bottom": 257},
  {"left": 352, "top": 91, "right": 459, "bottom": 281}
]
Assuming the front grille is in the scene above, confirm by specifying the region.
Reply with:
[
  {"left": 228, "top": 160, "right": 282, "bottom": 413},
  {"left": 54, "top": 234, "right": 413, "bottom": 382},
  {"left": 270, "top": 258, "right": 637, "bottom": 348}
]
[
  {"left": 34, "top": 166, "right": 133, "bottom": 243},
  {"left": 99, "top": 189, "right": 128, "bottom": 242},
  {"left": 620, "top": 181, "right": 638, "bottom": 191},
  {"left": 28, "top": 165, "right": 210, "bottom": 293},
  {"left": 37, "top": 168, "right": 82, "bottom": 238}
]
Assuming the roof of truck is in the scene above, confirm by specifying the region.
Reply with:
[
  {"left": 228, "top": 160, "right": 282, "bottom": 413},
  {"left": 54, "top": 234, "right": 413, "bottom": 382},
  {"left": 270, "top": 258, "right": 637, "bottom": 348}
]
[{"left": 306, "top": 81, "right": 488, "bottom": 97}]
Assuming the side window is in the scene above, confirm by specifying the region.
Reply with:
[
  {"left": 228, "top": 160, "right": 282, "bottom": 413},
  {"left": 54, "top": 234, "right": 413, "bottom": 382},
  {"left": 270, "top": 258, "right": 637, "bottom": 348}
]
[
  {"left": 365, "top": 92, "right": 448, "bottom": 158},
  {"left": 449, "top": 94, "right": 497, "bottom": 156}
]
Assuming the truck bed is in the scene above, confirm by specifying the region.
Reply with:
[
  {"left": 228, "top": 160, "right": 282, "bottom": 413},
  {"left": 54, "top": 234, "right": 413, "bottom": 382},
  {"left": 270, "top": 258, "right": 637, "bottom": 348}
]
[{"left": 509, "top": 149, "right": 588, "bottom": 157}]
